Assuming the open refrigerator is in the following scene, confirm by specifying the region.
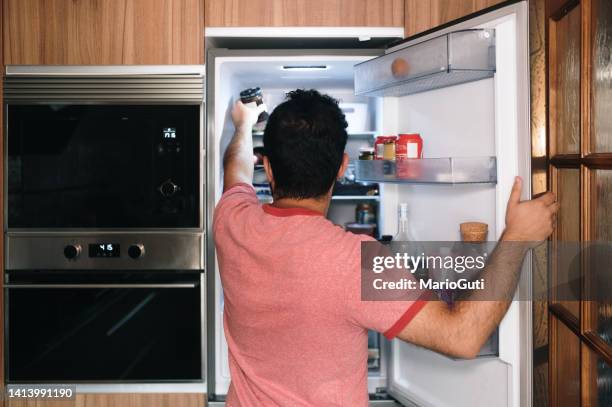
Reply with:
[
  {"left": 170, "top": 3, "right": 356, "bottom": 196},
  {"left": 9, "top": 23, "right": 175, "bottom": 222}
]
[{"left": 206, "top": 2, "right": 532, "bottom": 406}]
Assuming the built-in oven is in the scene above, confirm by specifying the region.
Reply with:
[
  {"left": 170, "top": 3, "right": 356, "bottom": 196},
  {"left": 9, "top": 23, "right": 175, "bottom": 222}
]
[
  {"left": 6, "top": 269, "right": 202, "bottom": 382},
  {"left": 4, "top": 232, "right": 205, "bottom": 383},
  {"left": 3, "top": 66, "right": 206, "bottom": 384},
  {"left": 4, "top": 66, "right": 205, "bottom": 229}
]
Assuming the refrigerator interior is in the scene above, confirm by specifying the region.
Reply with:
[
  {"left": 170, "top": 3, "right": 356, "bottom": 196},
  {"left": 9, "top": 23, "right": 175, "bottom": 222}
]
[
  {"left": 208, "top": 2, "right": 531, "bottom": 404},
  {"left": 209, "top": 53, "right": 387, "bottom": 396}
]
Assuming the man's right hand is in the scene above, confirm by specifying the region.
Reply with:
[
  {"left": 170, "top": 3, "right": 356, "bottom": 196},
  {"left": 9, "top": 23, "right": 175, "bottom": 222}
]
[
  {"left": 503, "top": 176, "right": 560, "bottom": 243},
  {"left": 231, "top": 100, "right": 266, "bottom": 131}
]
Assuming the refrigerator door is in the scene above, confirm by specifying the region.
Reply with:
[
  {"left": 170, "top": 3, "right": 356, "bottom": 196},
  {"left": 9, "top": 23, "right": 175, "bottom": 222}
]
[{"left": 352, "top": 2, "right": 531, "bottom": 407}]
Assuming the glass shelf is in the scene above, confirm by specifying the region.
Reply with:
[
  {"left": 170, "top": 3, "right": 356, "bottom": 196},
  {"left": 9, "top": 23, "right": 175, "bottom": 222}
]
[
  {"left": 354, "top": 157, "right": 497, "bottom": 184},
  {"left": 254, "top": 131, "right": 377, "bottom": 139},
  {"left": 347, "top": 131, "right": 377, "bottom": 139},
  {"left": 258, "top": 195, "right": 379, "bottom": 204},
  {"left": 331, "top": 195, "right": 379, "bottom": 201},
  {"left": 354, "top": 29, "right": 496, "bottom": 97}
]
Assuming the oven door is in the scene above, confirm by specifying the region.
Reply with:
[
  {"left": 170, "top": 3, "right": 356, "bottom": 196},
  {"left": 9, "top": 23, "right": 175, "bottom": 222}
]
[
  {"left": 5, "top": 271, "right": 203, "bottom": 383},
  {"left": 7, "top": 103, "right": 201, "bottom": 229}
]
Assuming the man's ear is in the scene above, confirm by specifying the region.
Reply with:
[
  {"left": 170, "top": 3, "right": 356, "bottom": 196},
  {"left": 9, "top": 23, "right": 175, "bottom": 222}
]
[
  {"left": 263, "top": 156, "right": 275, "bottom": 190},
  {"left": 336, "top": 153, "right": 350, "bottom": 180}
]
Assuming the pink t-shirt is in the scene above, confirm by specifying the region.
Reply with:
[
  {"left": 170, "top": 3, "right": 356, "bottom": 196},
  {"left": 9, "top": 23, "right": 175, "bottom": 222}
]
[{"left": 213, "top": 183, "right": 427, "bottom": 407}]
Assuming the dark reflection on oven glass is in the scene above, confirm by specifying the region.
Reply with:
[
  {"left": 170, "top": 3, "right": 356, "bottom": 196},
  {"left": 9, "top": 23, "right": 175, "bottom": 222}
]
[
  {"left": 7, "top": 271, "right": 202, "bottom": 382},
  {"left": 7, "top": 104, "right": 200, "bottom": 228}
]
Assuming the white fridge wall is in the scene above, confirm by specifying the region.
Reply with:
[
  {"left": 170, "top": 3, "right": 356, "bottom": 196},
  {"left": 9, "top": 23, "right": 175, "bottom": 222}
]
[
  {"left": 380, "top": 76, "right": 507, "bottom": 407},
  {"left": 389, "top": 78, "right": 498, "bottom": 241}
]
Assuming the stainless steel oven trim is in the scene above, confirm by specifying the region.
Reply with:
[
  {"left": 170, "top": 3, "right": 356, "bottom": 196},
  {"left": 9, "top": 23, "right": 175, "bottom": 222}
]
[
  {"left": 4, "top": 284, "right": 198, "bottom": 289},
  {"left": 5, "top": 65, "right": 206, "bottom": 76},
  {"left": 6, "top": 229, "right": 204, "bottom": 234},
  {"left": 5, "top": 232, "right": 204, "bottom": 270},
  {"left": 4, "top": 79, "right": 205, "bottom": 103}
]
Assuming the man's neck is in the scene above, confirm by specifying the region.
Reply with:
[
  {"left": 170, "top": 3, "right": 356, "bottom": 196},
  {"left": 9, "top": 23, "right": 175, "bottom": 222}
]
[{"left": 271, "top": 194, "right": 331, "bottom": 216}]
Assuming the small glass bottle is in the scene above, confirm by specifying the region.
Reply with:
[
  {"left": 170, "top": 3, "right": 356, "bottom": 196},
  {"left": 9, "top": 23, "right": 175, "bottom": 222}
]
[
  {"left": 394, "top": 203, "right": 428, "bottom": 281},
  {"left": 394, "top": 203, "right": 413, "bottom": 241}
]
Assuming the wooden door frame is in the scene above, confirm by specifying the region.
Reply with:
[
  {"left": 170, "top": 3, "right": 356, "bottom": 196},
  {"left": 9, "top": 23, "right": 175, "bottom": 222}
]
[{"left": 545, "top": 0, "right": 612, "bottom": 405}]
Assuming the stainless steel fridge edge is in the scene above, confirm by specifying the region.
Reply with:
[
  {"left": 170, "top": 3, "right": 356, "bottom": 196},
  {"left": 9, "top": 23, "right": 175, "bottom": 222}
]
[
  {"left": 205, "top": 49, "right": 217, "bottom": 400},
  {"left": 204, "top": 47, "right": 384, "bottom": 401}
]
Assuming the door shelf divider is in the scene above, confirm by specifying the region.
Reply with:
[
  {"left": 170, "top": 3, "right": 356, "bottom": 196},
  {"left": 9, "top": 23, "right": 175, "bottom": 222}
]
[{"left": 354, "top": 157, "right": 497, "bottom": 184}]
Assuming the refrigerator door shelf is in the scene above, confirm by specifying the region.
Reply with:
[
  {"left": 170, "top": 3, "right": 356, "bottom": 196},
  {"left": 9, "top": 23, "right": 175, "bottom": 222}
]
[
  {"left": 354, "top": 29, "right": 496, "bottom": 97},
  {"left": 354, "top": 157, "right": 497, "bottom": 185}
]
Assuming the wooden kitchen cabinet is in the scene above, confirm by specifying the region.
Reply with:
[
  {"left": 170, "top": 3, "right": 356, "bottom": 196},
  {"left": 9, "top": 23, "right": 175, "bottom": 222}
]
[
  {"left": 405, "top": 0, "right": 508, "bottom": 37},
  {"left": 205, "top": 0, "right": 404, "bottom": 27},
  {"left": 6, "top": 393, "right": 205, "bottom": 407},
  {"left": 3, "top": 0, "right": 204, "bottom": 65}
]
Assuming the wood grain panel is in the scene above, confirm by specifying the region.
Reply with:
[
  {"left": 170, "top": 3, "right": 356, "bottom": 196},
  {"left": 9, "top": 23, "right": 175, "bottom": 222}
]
[
  {"left": 405, "top": 0, "right": 507, "bottom": 37},
  {"left": 3, "top": 0, "right": 204, "bottom": 65},
  {"left": 550, "top": 318, "right": 581, "bottom": 407},
  {"left": 205, "top": 0, "right": 404, "bottom": 27},
  {"left": 0, "top": 0, "right": 4, "bottom": 404},
  {"left": 6, "top": 393, "right": 205, "bottom": 407}
]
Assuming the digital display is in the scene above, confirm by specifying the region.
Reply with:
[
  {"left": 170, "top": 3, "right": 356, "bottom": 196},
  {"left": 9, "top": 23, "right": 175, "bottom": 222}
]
[
  {"left": 163, "top": 127, "right": 177, "bottom": 139},
  {"left": 89, "top": 243, "right": 120, "bottom": 258}
]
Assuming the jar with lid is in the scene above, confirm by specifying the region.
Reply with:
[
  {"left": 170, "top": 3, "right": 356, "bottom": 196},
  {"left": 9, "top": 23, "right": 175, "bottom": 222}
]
[
  {"left": 396, "top": 133, "right": 423, "bottom": 159},
  {"left": 240, "top": 87, "right": 269, "bottom": 134},
  {"left": 356, "top": 203, "right": 376, "bottom": 224},
  {"left": 374, "top": 136, "right": 397, "bottom": 160},
  {"left": 359, "top": 147, "right": 375, "bottom": 160}
]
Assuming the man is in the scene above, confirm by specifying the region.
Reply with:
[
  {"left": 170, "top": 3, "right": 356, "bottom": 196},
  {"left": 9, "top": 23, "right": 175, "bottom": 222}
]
[{"left": 214, "top": 90, "right": 559, "bottom": 406}]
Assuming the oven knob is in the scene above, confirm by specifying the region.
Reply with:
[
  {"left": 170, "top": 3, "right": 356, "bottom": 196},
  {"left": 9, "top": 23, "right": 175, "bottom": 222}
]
[
  {"left": 159, "top": 180, "right": 180, "bottom": 197},
  {"left": 128, "top": 244, "right": 145, "bottom": 259},
  {"left": 64, "top": 244, "right": 81, "bottom": 260}
]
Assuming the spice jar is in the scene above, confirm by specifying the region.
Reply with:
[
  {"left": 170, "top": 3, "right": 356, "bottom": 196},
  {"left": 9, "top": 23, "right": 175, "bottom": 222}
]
[
  {"left": 460, "top": 222, "right": 488, "bottom": 242},
  {"left": 374, "top": 136, "right": 397, "bottom": 160},
  {"left": 396, "top": 133, "right": 423, "bottom": 159},
  {"left": 383, "top": 139, "right": 396, "bottom": 160},
  {"left": 239, "top": 87, "right": 269, "bottom": 123},
  {"left": 359, "top": 147, "right": 375, "bottom": 160},
  {"left": 356, "top": 203, "right": 376, "bottom": 224}
]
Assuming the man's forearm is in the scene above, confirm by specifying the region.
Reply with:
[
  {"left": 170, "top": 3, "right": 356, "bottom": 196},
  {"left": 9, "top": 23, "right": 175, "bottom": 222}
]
[
  {"left": 399, "top": 239, "right": 530, "bottom": 359},
  {"left": 449, "top": 240, "right": 530, "bottom": 355},
  {"left": 223, "top": 125, "right": 254, "bottom": 191}
]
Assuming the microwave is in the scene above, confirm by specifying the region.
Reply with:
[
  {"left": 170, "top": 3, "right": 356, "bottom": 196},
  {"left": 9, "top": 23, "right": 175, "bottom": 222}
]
[{"left": 4, "top": 66, "right": 205, "bottom": 230}]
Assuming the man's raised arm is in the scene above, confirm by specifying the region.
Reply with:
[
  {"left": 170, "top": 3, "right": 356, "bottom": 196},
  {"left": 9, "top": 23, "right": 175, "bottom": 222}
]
[{"left": 223, "top": 101, "right": 265, "bottom": 191}]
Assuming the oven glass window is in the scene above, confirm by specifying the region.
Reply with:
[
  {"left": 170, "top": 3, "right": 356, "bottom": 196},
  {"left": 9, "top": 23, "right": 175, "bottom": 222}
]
[
  {"left": 7, "top": 271, "right": 202, "bottom": 382},
  {"left": 7, "top": 105, "right": 200, "bottom": 228}
]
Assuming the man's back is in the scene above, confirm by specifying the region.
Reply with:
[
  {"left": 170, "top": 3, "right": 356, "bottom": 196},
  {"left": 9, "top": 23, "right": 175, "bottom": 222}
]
[{"left": 214, "top": 184, "right": 422, "bottom": 407}]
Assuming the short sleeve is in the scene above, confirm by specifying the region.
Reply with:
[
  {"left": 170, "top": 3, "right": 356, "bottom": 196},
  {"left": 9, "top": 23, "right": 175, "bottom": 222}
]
[
  {"left": 213, "top": 183, "right": 258, "bottom": 234},
  {"left": 344, "top": 238, "right": 431, "bottom": 340},
  {"left": 347, "top": 296, "right": 430, "bottom": 340}
]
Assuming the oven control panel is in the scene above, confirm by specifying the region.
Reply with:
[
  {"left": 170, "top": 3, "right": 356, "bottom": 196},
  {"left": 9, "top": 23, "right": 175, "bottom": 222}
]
[{"left": 7, "top": 233, "right": 203, "bottom": 270}]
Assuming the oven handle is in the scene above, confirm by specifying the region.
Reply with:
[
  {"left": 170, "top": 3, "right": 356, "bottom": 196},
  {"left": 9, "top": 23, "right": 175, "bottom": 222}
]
[{"left": 4, "top": 283, "right": 198, "bottom": 289}]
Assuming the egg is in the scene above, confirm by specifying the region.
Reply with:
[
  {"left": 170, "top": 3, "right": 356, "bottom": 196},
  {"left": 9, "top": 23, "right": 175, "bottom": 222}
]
[{"left": 391, "top": 58, "right": 410, "bottom": 79}]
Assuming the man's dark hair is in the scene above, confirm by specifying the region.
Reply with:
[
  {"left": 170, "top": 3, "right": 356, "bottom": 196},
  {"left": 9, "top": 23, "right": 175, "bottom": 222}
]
[{"left": 263, "top": 89, "right": 348, "bottom": 200}]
